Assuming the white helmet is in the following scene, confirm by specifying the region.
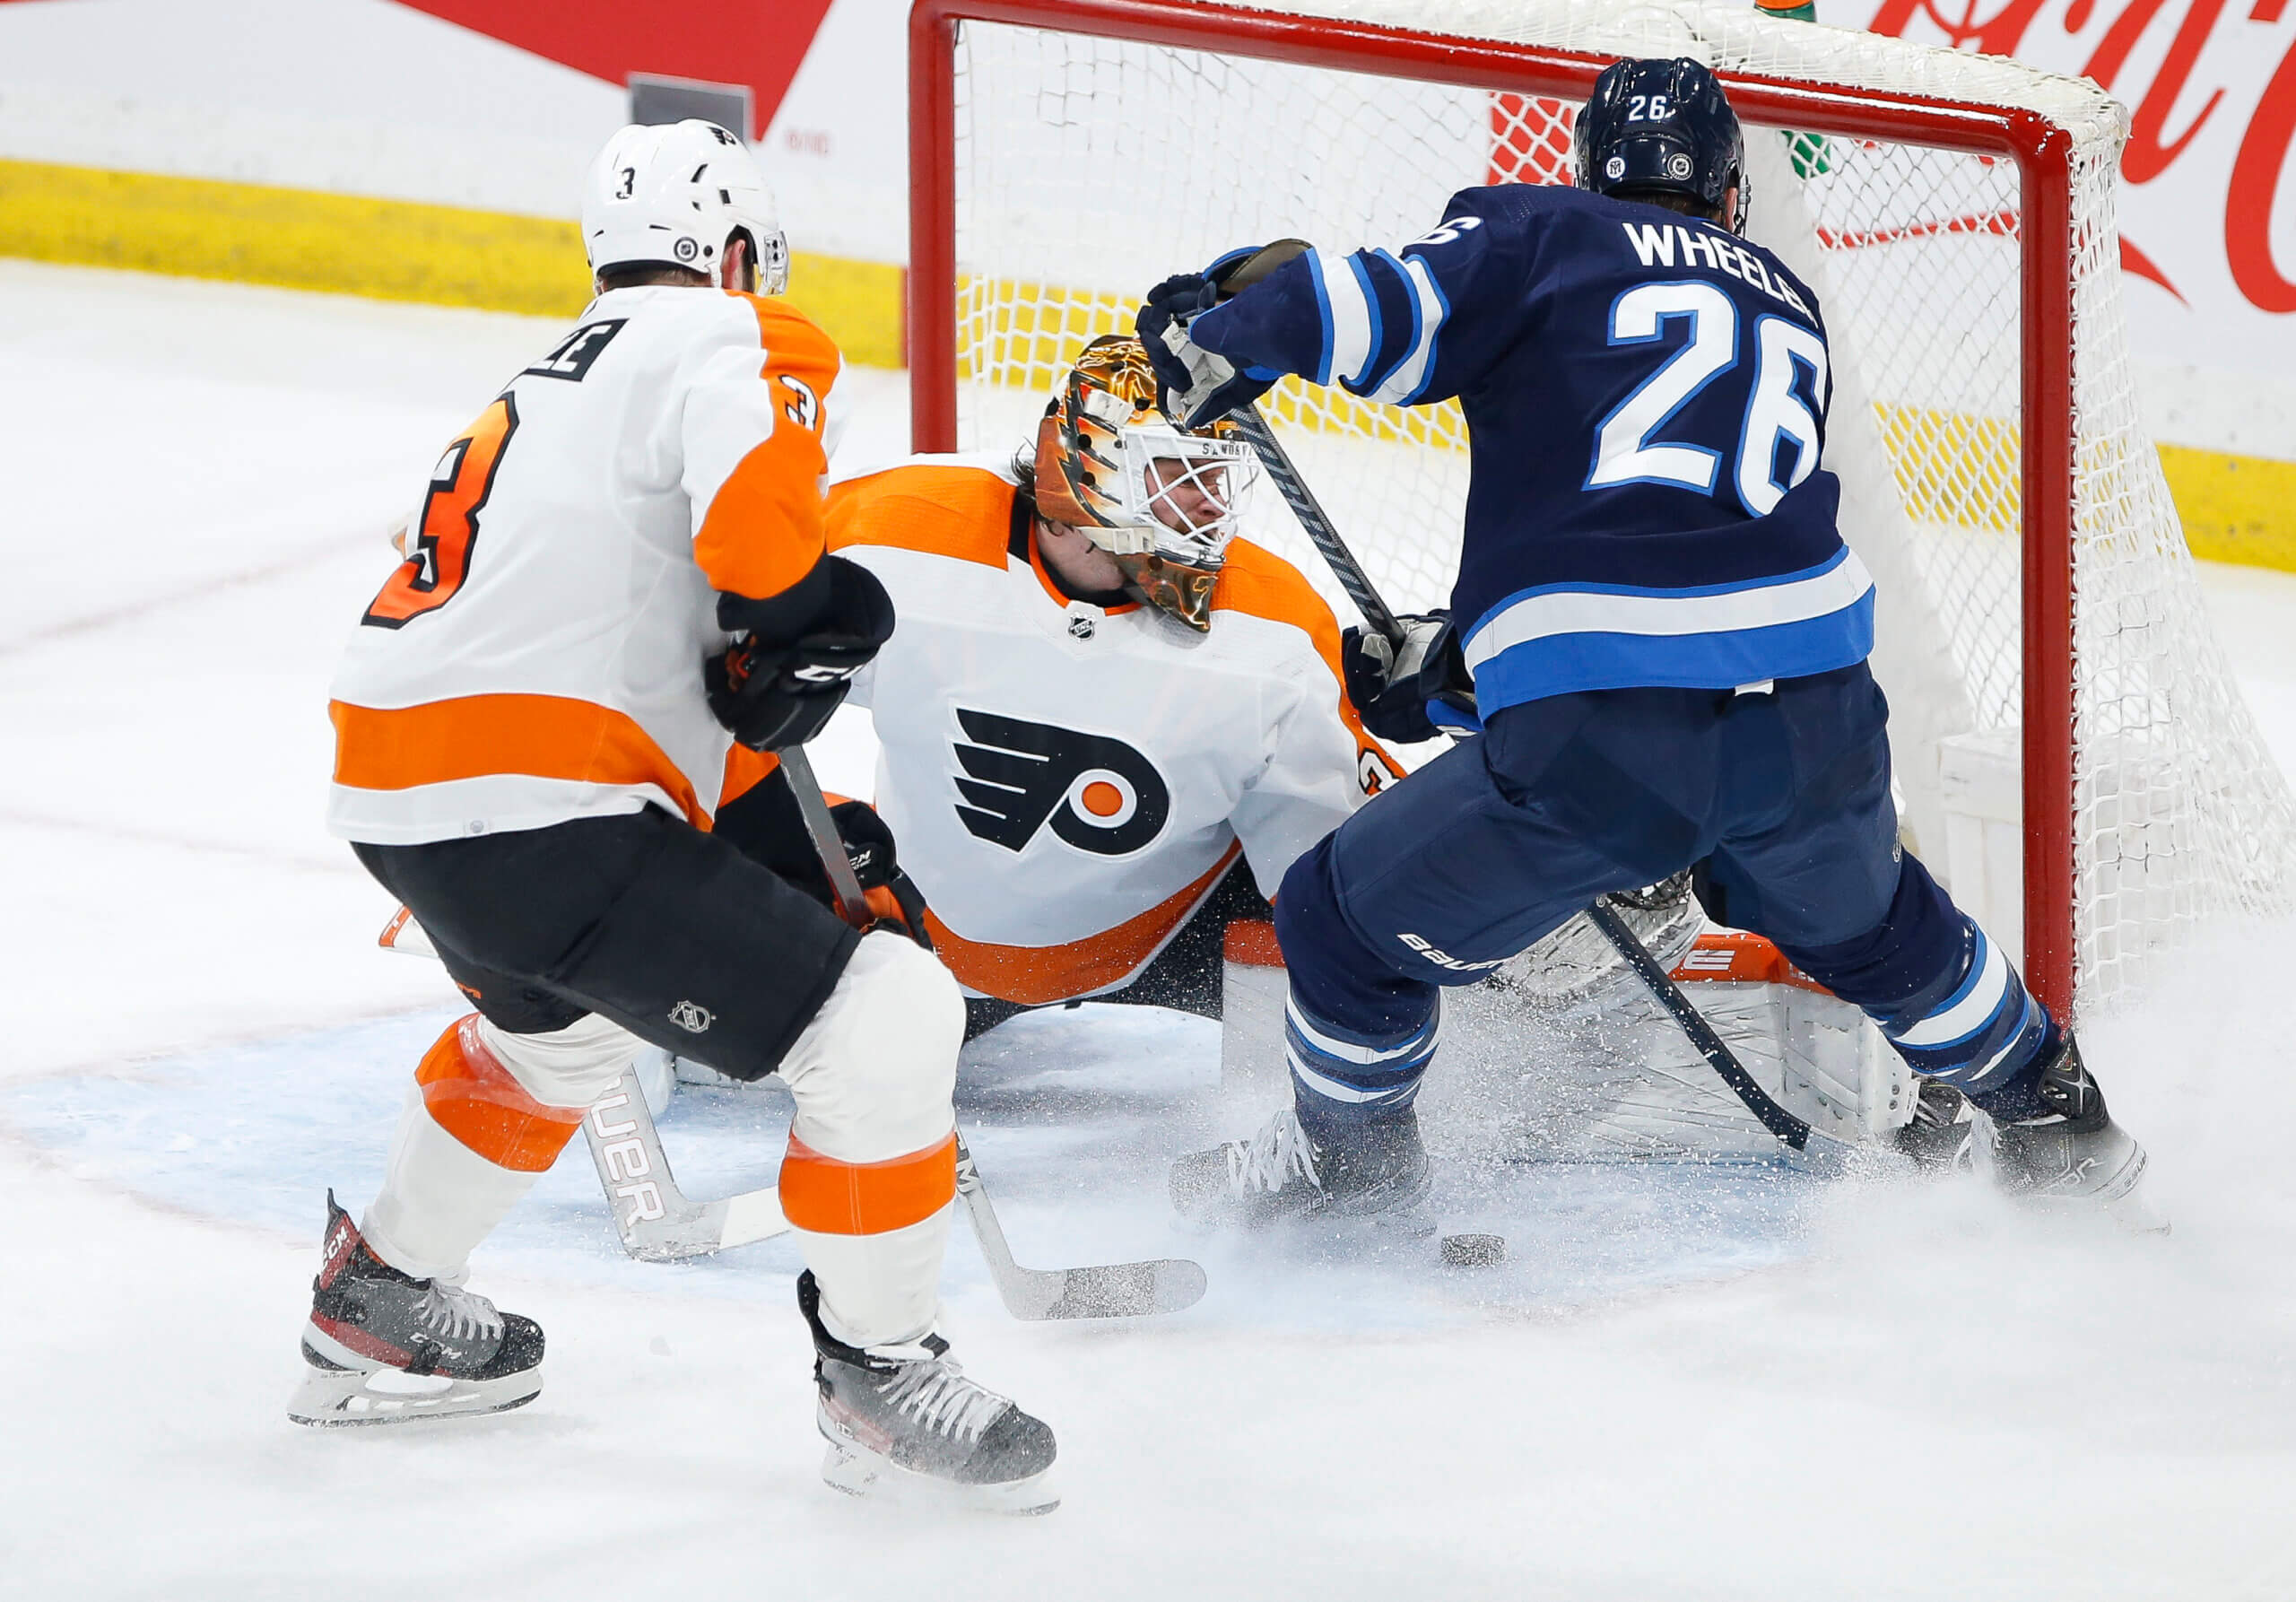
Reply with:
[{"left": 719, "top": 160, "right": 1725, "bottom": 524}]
[{"left": 581, "top": 119, "right": 790, "bottom": 292}]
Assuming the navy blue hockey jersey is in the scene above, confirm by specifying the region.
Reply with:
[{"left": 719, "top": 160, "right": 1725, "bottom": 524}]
[{"left": 1191, "top": 183, "right": 1874, "bottom": 714}]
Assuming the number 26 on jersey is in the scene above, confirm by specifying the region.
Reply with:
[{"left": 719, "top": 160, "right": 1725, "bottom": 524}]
[{"left": 1587, "top": 281, "right": 1828, "bottom": 518}]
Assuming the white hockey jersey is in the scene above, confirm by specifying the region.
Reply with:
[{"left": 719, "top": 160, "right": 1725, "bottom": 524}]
[
  {"left": 327, "top": 285, "right": 842, "bottom": 845},
  {"left": 805, "top": 457, "right": 1396, "bottom": 1005}
]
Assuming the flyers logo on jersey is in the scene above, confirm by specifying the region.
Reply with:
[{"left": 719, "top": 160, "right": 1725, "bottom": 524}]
[{"left": 952, "top": 709, "right": 1170, "bottom": 857}]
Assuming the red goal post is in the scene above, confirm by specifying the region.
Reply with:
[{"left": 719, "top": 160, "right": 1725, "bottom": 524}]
[{"left": 903, "top": 0, "right": 2256, "bottom": 1021}]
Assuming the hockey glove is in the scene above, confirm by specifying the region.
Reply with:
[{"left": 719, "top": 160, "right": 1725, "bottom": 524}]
[
  {"left": 827, "top": 798, "right": 935, "bottom": 949},
  {"left": 1342, "top": 613, "right": 1481, "bottom": 745},
  {"left": 706, "top": 556, "right": 895, "bottom": 752},
  {"left": 1137, "top": 275, "right": 1265, "bottom": 427},
  {"left": 1136, "top": 239, "right": 1309, "bottom": 428}
]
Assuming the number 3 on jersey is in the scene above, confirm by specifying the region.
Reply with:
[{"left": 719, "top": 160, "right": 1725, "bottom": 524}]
[
  {"left": 1586, "top": 282, "right": 1827, "bottom": 517},
  {"left": 363, "top": 396, "right": 519, "bottom": 629}
]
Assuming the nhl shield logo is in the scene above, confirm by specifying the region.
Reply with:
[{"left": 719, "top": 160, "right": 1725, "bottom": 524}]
[
  {"left": 1067, "top": 614, "right": 1096, "bottom": 640},
  {"left": 667, "top": 999, "right": 714, "bottom": 1034}
]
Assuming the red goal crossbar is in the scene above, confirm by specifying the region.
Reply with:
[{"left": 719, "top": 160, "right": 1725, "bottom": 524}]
[{"left": 907, "top": 0, "right": 2081, "bottom": 1015}]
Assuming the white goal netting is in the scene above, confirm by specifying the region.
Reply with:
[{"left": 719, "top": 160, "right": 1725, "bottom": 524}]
[{"left": 943, "top": 0, "right": 2296, "bottom": 1015}]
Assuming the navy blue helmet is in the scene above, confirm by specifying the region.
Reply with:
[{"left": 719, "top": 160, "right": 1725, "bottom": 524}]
[{"left": 1573, "top": 57, "right": 1749, "bottom": 234}]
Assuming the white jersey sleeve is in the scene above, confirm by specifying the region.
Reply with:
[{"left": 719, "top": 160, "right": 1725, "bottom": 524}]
[{"left": 1201, "top": 547, "right": 1404, "bottom": 899}]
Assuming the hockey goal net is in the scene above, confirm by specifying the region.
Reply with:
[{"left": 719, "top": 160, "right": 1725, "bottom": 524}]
[{"left": 908, "top": 0, "right": 2296, "bottom": 1019}]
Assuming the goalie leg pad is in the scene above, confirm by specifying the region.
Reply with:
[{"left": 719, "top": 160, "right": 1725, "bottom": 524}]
[{"left": 776, "top": 931, "right": 964, "bottom": 1347}]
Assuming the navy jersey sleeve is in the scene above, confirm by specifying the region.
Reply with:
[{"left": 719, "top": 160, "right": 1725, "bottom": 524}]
[{"left": 1190, "top": 187, "right": 1539, "bottom": 409}]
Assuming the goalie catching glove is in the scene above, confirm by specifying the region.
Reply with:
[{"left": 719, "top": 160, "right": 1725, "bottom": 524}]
[
  {"left": 1342, "top": 614, "right": 1480, "bottom": 744},
  {"left": 1136, "top": 239, "right": 1310, "bottom": 426},
  {"left": 706, "top": 555, "right": 894, "bottom": 752}
]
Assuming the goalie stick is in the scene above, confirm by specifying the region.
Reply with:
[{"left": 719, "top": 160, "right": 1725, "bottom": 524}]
[
  {"left": 778, "top": 745, "right": 1210, "bottom": 1319},
  {"left": 1229, "top": 404, "right": 1857, "bottom": 1176}
]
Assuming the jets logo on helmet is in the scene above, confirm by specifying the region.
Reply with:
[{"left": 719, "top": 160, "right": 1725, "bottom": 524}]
[
  {"left": 581, "top": 118, "right": 791, "bottom": 292},
  {"left": 1030, "top": 335, "right": 1261, "bottom": 632},
  {"left": 1574, "top": 57, "right": 1751, "bottom": 235}
]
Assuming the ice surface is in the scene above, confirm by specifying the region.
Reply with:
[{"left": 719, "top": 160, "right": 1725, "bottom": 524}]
[{"left": 2, "top": 263, "right": 2292, "bottom": 1599}]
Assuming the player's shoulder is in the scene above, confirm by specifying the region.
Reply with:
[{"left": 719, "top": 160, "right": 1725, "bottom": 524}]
[
  {"left": 725, "top": 291, "right": 842, "bottom": 375},
  {"left": 826, "top": 453, "right": 1019, "bottom": 570},
  {"left": 1438, "top": 181, "right": 1610, "bottom": 234},
  {"left": 596, "top": 286, "right": 840, "bottom": 366},
  {"left": 1210, "top": 540, "right": 1344, "bottom": 664}
]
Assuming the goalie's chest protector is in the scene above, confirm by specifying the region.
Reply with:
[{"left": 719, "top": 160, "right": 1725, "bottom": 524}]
[{"left": 831, "top": 463, "right": 1380, "bottom": 987}]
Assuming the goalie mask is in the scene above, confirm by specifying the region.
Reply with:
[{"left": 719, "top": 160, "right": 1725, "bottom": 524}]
[{"left": 1032, "top": 335, "right": 1259, "bottom": 632}]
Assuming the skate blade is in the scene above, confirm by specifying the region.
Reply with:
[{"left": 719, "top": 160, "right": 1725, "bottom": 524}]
[
  {"left": 820, "top": 1441, "right": 1060, "bottom": 1516},
  {"left": 287, "top": 1360, "right": 542, "bottom": 1428}
]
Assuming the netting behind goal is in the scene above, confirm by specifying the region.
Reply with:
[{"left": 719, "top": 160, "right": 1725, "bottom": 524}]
[{"left": 912, "top": 0, "right": 2296, "bottom": 1017}]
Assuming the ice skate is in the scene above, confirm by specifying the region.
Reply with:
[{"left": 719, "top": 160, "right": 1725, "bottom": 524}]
[
  {"left": 1892, "top": 1079, "right": 1975, "bottom": 1171},
  {"left": 288, "top": 1192, "right": 544, "bottom": 1427},
  {"left": 1170, "top": 1104, "right": 1431, "bottom": 1228},
  {"left": 1978, "top": 1040, "right": 2164, "bottom": 1231},
  {"left": 801, "top": 1272, "right": 1058, "bottom": 1513}
]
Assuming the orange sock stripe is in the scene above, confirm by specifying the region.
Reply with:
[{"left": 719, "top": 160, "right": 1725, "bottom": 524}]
[
  {"left": 413, "top": 1015, "right": 587, "bottom": 1173},
  {"left": 778, "top": 1132, "right": 958, "bottom": 1236}
]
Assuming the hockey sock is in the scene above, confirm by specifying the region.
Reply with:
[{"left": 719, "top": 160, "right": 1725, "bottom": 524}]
[
  {"left": 782, "top": 1134, "right": 958, "bottom": 1348},
  {"left": 361, "top": 1013, "right": 632, "bottom": 1282},
  {"left": 774, "top": 931, "right": 967, "bottom": 1348},
  {"left": 1779, "top": 856, "right": 2053, "bottom": 1097},
  {"left": 1872, "top": 922, "right": 2056, "bottom": 1096},
  {"left": 1283, "top": 984, "right": 1439, "bottom": 1140}
]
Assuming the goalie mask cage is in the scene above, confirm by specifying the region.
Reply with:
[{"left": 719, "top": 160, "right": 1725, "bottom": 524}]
[{"left": 907, "top": 0, "right": 2296, "bottom": 1020}]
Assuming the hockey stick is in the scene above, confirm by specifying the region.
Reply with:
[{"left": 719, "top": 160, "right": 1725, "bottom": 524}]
[
  {"left": 778, "top": 745, "right": 1210, "bottom": 1319},
  {"left": 378, "top": 910, "right": 791, "bottom": 1258},
  {"left": 582, "top": 1073, "right": 794, "bottom": 1260},
  {"left": 1230, "top": 404, "right": 1855, "bottom": 1175}
]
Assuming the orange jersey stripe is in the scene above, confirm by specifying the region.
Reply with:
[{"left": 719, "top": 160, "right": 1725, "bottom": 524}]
[
  {"left": 718, "top": 744, "right": 781, "bottom": 811},
  {"left": 414, "top": 1015, "right": 587, "bottom": 1173},
  {"left": 923, "top": 843, "right": 1240, "bottom": 1006},
  {"left": 693, "top": 294, "right": 840, "bottom": 603},
  {"left": 1222, "top": 918, "right": 1284, "bottom": 969},
  {"left": 826, "top": 463, "right": 1017, "bottom": 567},
  {"left": 778, "top": 1130, "right": 958, "bottom": 1236},
  {"left": 330, "top": 693, "right": 709, "bottom": 828}
]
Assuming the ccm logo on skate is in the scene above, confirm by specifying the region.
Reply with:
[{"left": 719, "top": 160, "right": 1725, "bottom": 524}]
[
  {"left": 950, "top": 709, "right": 1170, "bottom": 857},
  {"left": 1397, "top": 933, "right": 1504, "bottom": 972},
  {"left": 588, "top": 1094, "right": 666, "bottom": 1228}
]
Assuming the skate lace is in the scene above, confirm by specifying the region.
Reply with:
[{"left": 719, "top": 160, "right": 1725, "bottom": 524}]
[
  {"left": 876, "top": 1358, "right": 1010, "bottom": 1444},
  {"left": 413, "top": 1282, "right": 503, "bottom": 1343},
  {"left": 1227, "top": 1108, "right": 1322, "bottom": 1195}
]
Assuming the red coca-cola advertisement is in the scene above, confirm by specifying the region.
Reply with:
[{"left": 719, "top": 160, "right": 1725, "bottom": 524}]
[{"left": 1838, "top": 0, "right": 2296, "bottom": 378}]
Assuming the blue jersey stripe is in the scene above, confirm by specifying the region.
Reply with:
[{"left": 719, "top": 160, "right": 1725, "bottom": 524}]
[
  {"left": 1305, "top": 248, "right": 1338, "bottom": 387},
  {"left": 1468, "top": 590, "right": 1875, "bottom": 707}
]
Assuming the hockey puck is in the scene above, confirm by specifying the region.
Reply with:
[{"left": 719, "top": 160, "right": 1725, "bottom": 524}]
[{"left": 1440, "top": 1232, "right": 1507, "bottom": 1267}]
